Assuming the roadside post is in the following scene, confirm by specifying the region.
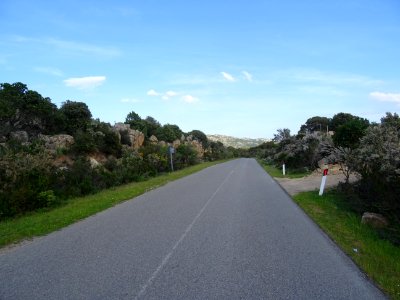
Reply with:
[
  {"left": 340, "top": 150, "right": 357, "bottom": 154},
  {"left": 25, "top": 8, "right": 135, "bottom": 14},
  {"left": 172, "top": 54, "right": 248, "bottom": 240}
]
[
  {"left": 282, "top": 162, "right": 286, "bottom": 176},
  {"left": 319, "top": 168, "right": 329, "bottom": 196},
  {"left": 168, "top": 146, "right": 175, "bottom": 171}
]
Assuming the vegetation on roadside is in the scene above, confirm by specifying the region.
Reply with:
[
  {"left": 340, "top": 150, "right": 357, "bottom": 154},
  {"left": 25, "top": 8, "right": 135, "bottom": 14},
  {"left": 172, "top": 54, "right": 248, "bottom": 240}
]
[
  {"left": 256, "top": 113, "right": 400, "bottom": 299},
  {"left": 0, "top": 82, "right": 238, "bottom": 219},
  {"left": 250, "top": 112, "right": 400, "bottom": 224},
  {"left": 1, "top": 81, "right": 400, "bottom": 299},
  {"left": 0, "top": 160, "right": 227, "bottom": 248},
  {"left": 258, "top": 160, "right": 311, "bottom": 179},
  {"left": 293, "top": 190, "right": 400, "bottom": 299}
]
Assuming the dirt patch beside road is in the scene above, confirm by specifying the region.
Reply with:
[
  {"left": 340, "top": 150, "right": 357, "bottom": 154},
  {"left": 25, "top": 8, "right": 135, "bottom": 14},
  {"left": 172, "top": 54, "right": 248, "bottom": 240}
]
[{"left": 275, "top": 172, "right": 357, "bottom": 196}]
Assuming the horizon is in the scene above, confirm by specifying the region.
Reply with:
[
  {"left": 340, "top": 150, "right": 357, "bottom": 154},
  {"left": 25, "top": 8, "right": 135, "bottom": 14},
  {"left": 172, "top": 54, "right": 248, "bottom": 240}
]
[{"left": 1, "top": 0, "right": 399, "bottom": 139}]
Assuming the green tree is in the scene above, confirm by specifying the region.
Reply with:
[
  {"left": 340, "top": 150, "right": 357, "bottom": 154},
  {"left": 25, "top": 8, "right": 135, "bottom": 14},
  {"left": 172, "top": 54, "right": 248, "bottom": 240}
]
[
  {"left": 156, "top": 124, "right": 183, "bottom": 143},
  {"left": 330, "top": 113, "right": 356, "bottom": 132},
  {"left": 381, "top": 112, "right": 400, "bottom": 130},
  {"left": 189, "top": 130, "right": 209, "bottom": 148},
  {"left": 332, "top": 117, "right": 369, "bottom": 149},
  {"left": 126, "top": 111, "right": 142, "bottom": 127},
  {"left": 144, "top": 116, "right": 161, "bottom": 137},
  {"left": 0, "top": 82, "right": 60, "bottom": 135},
  {"left": 125, "top": 111, "right": 151, "bottom": 136},
  {"left": 273, "top": 128, "right": 291, "bottom": 143},
  {"left": 59, "top": 100, "right": 92, "bottom": 135},
  {"left": 206, "top": 141, "right": 226, "bottom": 160},
  {"left": 298, "top": 116, "right": 330, "bottom": 135},
  {"left": 20, "top": 90, "right": 60, "bottom": 134},
  {"left": 0, "top": 82, "right": 27, "bottom": 120}
]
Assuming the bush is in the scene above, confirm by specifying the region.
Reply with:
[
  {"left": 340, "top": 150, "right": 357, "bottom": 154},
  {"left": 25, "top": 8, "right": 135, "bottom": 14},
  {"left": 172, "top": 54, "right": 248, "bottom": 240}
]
[
  {"left": 274, "top": 134, "right": 321, "bottom": 170},
  {"left": 0, "top": 144, "right": 55, "bottom": 218},
  {"left": 37, "top": 190, "right": 58, "bottom": 207},
  {"left": 72, "top": 130, "right": 96, "bottom": 154},
  {"left": 90, "top": 120, "right": 122, "bottom": 157},
  {"left": 59, "top": 100, "right": 92, "bottom": 135},
  {"left": 118, "top": 148, "right": 146, "bottom": 182},
  {"left": 350, "top": 124, "right": 400, "bottom": 220},
  {"left": 175, "top": 144, "right": 198, "bottom": 169}
]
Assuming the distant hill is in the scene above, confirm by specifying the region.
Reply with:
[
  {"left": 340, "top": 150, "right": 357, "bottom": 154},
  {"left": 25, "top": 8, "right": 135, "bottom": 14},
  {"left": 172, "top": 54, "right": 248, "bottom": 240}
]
[{"left": 207, "top": 134, "right": 270, "bottom": 149}]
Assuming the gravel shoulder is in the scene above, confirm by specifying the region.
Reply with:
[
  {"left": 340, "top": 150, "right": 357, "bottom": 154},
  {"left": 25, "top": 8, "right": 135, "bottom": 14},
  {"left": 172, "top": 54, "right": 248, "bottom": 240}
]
[{"left": 275, "top": 172, "right": 357, "bottom": 196}]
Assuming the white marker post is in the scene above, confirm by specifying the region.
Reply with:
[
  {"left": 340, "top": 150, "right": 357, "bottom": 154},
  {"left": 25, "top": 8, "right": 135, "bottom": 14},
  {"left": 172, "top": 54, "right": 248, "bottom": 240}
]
[
  {"left": 319, "top": 168, "right": 328, "bottom": 196},
  {"left": 282, "top": 163, "right": 286, "bottom": 176},
  {"left": 168, "top": 146, "right": 175, "bottom": 171}
]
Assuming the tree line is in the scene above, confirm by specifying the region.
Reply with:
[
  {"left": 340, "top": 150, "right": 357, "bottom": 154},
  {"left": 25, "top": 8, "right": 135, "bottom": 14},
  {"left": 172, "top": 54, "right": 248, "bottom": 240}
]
[
  {"left": 1, "top": 82, "right": 398, "bottom": 223},
  {"left": 0, "top": 82, "right": 238, "bottom": 219},
  {"left": 248, "top": 112, "right": 400, "bottom": 223}
]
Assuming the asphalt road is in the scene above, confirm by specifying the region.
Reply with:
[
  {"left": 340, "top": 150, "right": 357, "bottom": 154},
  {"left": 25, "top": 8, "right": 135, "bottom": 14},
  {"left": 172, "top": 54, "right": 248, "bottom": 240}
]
[{"left": 0, "top": 158, "right": 385, "bottom": 299}]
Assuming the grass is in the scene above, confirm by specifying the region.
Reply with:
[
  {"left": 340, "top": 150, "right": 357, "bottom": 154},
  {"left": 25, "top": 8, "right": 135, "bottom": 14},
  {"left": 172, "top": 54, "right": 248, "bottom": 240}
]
[
  {"left": 0, "top": 160, "right": 227, "bottom": 249},
  {"left": 293, "top": 190, "right": 400, "bottom": 299},
  {"left": 258, "top": 160, "right": 311, "bottom": 178}
]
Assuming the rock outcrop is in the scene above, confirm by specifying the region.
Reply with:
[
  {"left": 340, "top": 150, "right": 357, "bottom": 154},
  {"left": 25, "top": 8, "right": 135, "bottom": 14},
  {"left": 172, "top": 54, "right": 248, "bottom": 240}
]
[
  {"left": 149, "top": 135, "right": 158, "bottom": 144},
  {"left": 172, "top": 139, "right": 181, "bottom": 148},
  {"left": 53, "top": 155, "right": 74, "bottom": 169},
  {"left": 361, "top": 212, "right": 388, "bottom": 228},
  {"left": 188, "top": 139, "right": 204, "bottom": 158},
  {"left": 39, "top": 134, "right": 75, "bottom": 151},
  {"left": 158, "top": 136, "right": 205, "bottom": 159},
  {"left": 89, "top": 157, "right": 101, "bottom": 168},
  {"left": 113, "top": 123, "right": 144, "bottom": 150},
  {"left": 9, "top": 131, "right": 29, "bottom": 143}
]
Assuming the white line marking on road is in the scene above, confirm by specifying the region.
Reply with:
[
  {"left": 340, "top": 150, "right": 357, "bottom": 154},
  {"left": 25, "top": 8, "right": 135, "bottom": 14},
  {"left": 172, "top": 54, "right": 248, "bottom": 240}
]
[{"left": 134, "top": 169, "right": 235, "bottom": 299}]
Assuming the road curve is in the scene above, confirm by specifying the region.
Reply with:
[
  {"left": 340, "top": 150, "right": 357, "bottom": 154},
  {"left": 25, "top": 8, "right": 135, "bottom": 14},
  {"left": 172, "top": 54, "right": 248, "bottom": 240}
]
[{"left": 0, "top": 158, "right": 385, "bottom": 299}]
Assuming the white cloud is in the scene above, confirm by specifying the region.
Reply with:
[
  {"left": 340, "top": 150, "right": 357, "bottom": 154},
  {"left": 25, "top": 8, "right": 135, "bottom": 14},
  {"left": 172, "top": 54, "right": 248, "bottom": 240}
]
[
  {"left": 165, "top": 90, "right": 178, "bottom": 97},
  {"left": 147, "top": 89, "right": 198, "bottom": 103},
  {"left": 148, "top": 89, "right": 179, "bottom": 100},
  {"left": 182, "top": 95, "right": 199, "bottom": 104},
  {"left": 370, "top": 91, "right": 400, "bottom": 104},
  {"left": 120, "top": 98, "right": 140, "bottom": 103},
  {"left": 34, "top": 66, "right": 63, "bottom": 77},
  {"left": 49, "top": 39, "right": 121, "bottom": 57},
  {"left": 147, "top": 89, "right": 160, "bottom": 96},
  {"left": 242, "top": 71, "right": 253, "bottom": 82},
  {"left": 64, "top": 76, "right": 106, "bottom": 90},
  {"left": 13, "top": 36, "right": 121, "bottom": 57},
  {"left": 221, "top": 72, "right": 235, "bottom": 82}
]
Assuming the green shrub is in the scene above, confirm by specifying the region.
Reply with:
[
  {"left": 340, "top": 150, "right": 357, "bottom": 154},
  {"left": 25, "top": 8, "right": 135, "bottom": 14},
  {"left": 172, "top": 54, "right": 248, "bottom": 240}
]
[
  {"left": 57, "top": 157, "right": 97, "bottom": 196},
  {"left": 37, "top": 190, "right": 58, "bottom": 207},
  {"left": 175, "top": 144, "right": 198, "bottom": 169},
  {"left": 349, "top": 121, "right": 400, "bottom": 221},
  {"left": 72, "top": 130, "right": 96, "bottom": 154},
  {"left": 0, "top": 144, "right": 55, "bottom": 218},
  {"left": 118, "top": 148, "right": 146, "bottom": 182}
]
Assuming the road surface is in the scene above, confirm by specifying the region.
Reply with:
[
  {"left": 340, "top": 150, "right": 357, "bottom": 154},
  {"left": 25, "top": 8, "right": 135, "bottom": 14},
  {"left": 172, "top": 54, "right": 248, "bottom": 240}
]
[{"left": 0, "top": 158, "right": 385, "bottom": 299}]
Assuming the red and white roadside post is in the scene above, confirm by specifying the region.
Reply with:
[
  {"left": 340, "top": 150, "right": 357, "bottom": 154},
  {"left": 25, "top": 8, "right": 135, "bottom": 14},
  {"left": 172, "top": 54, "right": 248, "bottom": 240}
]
[{"left": 319, "top": 168, "right": 328, "bottom": 196}]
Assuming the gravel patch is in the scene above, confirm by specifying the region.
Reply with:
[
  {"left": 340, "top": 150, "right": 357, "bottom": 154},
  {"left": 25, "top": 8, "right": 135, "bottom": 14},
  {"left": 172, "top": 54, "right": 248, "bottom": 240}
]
[{"left": 275, "top": 172, "right": 357, "bottom": 196}]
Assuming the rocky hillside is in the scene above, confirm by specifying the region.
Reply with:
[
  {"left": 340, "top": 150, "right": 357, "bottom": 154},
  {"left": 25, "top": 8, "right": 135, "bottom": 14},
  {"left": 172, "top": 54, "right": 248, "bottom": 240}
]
[
  {"left": 1, "top": 82, "right": 238, "bottom": 218},
  {"left": 207, "top": 134, "right": 270, "bottom": 149}
]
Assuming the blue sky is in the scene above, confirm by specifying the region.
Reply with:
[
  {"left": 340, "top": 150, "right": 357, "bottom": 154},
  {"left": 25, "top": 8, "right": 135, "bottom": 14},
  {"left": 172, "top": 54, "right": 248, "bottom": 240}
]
[{"left": 1, "top": 0, "right": 399, "bottom": 138}]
